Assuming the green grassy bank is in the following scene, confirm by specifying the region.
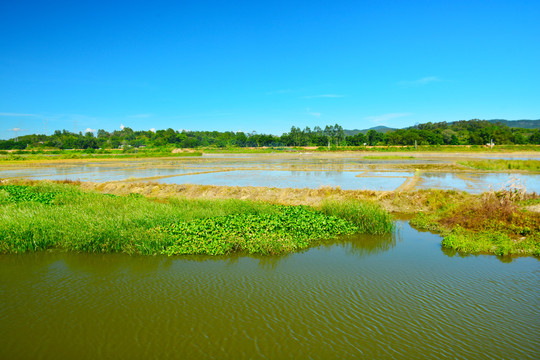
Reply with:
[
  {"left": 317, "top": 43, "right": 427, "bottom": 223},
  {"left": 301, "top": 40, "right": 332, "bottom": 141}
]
[
  {"left": 2, "top": 181, "right": 538, "bottom": 258},
  {"left": 458, "top": 159, "right": 540, "bottom": 172},
  {"left": 1, "top": 144, "right": 539, "bottom": 162},
  {"left": 0, "top": 182, "right": 392, "bottom": 255},
  {"left": 0, "top": 148, "right": 202, "bottom": 161}
]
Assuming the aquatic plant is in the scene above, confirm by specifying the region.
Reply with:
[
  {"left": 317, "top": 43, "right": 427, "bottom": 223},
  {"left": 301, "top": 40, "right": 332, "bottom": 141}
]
[
  {"left": 156, "top": 206, "right": 359, "bottom": 255},
  {"left": 0, "top": 185, "right": 57, "bottom": 205}
]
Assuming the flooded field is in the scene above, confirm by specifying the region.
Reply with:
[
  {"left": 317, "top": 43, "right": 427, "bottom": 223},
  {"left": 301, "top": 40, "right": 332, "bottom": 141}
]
[
  {"left": 1, "top": 152, "right": 539, "bottom": 193},
  {"left": 1, "top": 221, "right": 538, "bottom": 359},
  {"left": 2, "top": 154, "right": 539, "bottom": 358},
  {"left": 416, "top": 172, "right": 537, "bottom": 192}
]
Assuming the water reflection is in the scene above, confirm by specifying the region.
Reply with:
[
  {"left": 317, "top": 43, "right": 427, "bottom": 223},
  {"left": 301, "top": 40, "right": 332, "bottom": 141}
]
[
  {"left": 60, "top": 253, "right": 168, "bottom": 274},
  {"left": 417, "top": 172, "right": 540, "bottom": 193},
  {"left": 2, "top": 156, "right": 538, "bottom": 193},
  {"left": 158, "top": 170, "right": 407, "bottom": 190},
  {"left": 318, "top": 232, "right": 397, "bottom": 257},
  {"left": 441, "top": 245, "right": 519, "bottom": 263},
  {"left": 1, "top": 222, "right": 539, "bottom": 359}
]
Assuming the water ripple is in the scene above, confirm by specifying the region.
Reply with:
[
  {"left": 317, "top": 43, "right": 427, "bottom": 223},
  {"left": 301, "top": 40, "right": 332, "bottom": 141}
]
[{"left": 1, "top": 224, "right": 539, "bottom": 359}]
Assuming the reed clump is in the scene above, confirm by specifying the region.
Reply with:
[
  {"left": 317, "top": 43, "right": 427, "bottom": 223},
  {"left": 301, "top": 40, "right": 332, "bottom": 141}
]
[
  {"left": 411, "top": 187, "right": 540, "bottom": 257},
  {"left": 319, "top": 199, "right": 393, "bottom": 235}
]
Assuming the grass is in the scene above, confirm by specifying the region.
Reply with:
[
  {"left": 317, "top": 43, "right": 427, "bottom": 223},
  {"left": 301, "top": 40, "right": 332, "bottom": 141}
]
[
  {"left": 410, "top": 190, "right": 540, "bottom": 257},
  {"left": 2, "top": 144, "right": 538, "bottom": 161},
  {"left": 458, "top": 159, "right": 540, "bottom": 172},
  {"left": 441, "top": 227, "right": 538, "bottom": 257},
  {"left": 0, "top": 149, "right": 202, "bottom": 161},
  {"left": 318, "top": 199, "right": 393, "bottom": 234},
  {"left": 2, "top": 178, "right": 537, "bottom": 258},
  {"left": 0, "top": 182, "right": 393, "bottom": 255},
  {"left": 205, "top": 144, "right": 540, "bottom": 153},
  {"left": 316, "top": 144, "right": 540, "bottom": 152}
]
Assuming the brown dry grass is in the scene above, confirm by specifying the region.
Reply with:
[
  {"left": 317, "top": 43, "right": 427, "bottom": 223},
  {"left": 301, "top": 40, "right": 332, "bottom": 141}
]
[
  {"left": 440, "top": 196, "right": 516, "bottom": 231},
  {"left": 437, "top": 191, "right": 540, "bottom": 236}
]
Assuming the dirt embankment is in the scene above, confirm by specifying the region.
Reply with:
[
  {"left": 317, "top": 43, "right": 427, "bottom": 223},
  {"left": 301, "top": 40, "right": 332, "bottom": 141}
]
[{"left": 75, "top": 180, "right": 464, "bottom": 213}]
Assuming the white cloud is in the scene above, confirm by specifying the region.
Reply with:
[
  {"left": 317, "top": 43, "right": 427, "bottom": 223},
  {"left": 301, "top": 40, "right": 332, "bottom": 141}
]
[
  {"left": 150, "top": 128, "right": 156, "bottom": 133},
  {"left": 399, "top": 76, "right": 441, "bottom": 86},
  {"left": 0, "top": 112, "right": 38, "bottom": 117},
  {"left": 120, "top": 124, "right": 125, "bottom": 130},
  {"left": 303, "top": 94, "right": 345, "bottom": 99},
  {"left": 306, "top": 107, "right": 321, "bottom": 117},
  {"left": 416, "top": 76, "right": 440, "bottom": 84},
  {"left": 84, "top": 128, "right": 96, "bottom": 133},
  {"left": 365, "top": 113, "right": 412, "bottom": 124}
]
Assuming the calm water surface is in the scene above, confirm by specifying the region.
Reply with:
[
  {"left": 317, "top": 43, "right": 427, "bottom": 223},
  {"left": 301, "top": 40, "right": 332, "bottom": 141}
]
[
  {"left": 417, "top": 172, "right": 540, "bottom": 193},
  {"left": 157, "top": 170, "right": 410, "bottom": 190},
  {"left": 2, "top": 155, "right": 538, "bottom": 192},
  {"left": 1, "top": 222, "right": 538, "bottom": 359}
]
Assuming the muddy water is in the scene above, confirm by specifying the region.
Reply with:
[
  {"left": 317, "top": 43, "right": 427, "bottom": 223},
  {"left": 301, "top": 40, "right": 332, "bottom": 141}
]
[{"left": 1, "top": 222, "right": 538, "bottom": 359}]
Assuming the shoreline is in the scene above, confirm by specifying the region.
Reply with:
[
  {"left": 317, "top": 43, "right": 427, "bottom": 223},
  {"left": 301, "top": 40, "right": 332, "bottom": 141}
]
[
  {"left": 1, "top": 179, "right": 538, "bottom": 258},
  {"left": 1, "top": 147, "right": 539, "bottom": 163}
]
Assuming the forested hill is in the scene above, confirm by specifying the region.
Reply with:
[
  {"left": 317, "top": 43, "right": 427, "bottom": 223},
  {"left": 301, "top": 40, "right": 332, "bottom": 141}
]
[
  {"left": 1, "top": 119, "right": 540, "bottom": 150},
  {"left": 344, "top": 126, "right": 396, "bottom": 136},
  {"left": 345, "top": 119, "right": 539, "bottom": 136},
  {"left": 486, "top": 119, "right": 540, "bottom": 129}
]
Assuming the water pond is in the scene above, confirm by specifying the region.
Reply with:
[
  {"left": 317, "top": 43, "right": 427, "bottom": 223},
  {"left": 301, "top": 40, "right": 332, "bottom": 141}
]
[
  {"left": 416, "top": 172, "right": 539, "bottom": 193},
  {"left": 157, "top": 170, "right": 410, "bottom": 191},
  {"left": 1, "top": 154, "right": 539, "bottom": 193},
  {"left": 1, "top": 222, "right": 538, "bottom": 359}
]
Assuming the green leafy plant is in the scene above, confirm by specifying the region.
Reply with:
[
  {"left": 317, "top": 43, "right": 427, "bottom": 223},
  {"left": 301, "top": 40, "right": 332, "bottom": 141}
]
[
  {"left": 0, "top": 185, "right": 57, "bottom": 205},
  {"left": 155, "top": 206, "right": 359, "bottom": 255}
]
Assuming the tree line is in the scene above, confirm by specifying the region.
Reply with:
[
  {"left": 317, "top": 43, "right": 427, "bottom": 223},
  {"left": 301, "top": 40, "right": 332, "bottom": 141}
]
[{"left": 1, "top": 119, "right": 539, "bottom": 150}]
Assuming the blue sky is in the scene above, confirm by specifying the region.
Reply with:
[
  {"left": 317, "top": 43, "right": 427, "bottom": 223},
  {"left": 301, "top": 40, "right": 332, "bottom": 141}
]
[{"left": 1, "top": 0, "right": 539, "bottom": 139}]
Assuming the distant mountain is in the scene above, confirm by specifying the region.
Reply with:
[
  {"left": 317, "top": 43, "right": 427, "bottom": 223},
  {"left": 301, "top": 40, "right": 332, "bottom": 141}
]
[
  {"left": 344, "top": 119, "right": 539, "bottom": 135},
  {"left": 344, "top": 126, "right": 396, "bottom": 136},
  {"left": 487, "top": 119, "right": 540, "bottom": 129}
]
